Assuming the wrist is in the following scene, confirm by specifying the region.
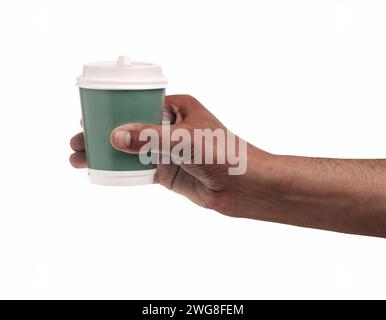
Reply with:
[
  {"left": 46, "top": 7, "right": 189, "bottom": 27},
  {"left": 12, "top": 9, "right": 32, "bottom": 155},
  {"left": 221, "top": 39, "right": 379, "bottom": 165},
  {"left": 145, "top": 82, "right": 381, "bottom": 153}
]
[
  {"left": 242, "top": 145, "right": 282, "bottom": 196},
  {"left": 220, "top": 145, "right": 287, "bottom": 220}
]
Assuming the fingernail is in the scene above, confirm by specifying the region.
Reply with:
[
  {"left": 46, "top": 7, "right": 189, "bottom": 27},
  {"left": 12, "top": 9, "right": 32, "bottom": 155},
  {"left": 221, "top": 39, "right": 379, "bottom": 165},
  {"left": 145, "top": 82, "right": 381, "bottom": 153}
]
[{"left": 113, "top": 130, "right": 131, "bottom": 148}]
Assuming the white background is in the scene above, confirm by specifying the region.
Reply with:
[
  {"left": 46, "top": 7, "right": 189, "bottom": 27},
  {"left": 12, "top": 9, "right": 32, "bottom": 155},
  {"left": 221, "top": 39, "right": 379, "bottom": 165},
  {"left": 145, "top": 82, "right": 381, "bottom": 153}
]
[{"left": 0, "top": 0, "right": 386, "bottom": 299}]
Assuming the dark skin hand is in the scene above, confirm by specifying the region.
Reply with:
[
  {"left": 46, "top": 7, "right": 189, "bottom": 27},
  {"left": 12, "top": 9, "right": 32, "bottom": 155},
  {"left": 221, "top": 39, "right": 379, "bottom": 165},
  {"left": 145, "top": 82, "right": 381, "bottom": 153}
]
[{"left": 70, "top": 94, "right": 386, "bottom": 238}]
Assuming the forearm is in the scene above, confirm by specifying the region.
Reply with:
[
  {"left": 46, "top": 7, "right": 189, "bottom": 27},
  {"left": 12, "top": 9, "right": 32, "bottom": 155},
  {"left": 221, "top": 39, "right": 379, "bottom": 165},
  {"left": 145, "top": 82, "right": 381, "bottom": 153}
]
[{"left": 235, "top": 147, "right": 386, "bottom": 237}]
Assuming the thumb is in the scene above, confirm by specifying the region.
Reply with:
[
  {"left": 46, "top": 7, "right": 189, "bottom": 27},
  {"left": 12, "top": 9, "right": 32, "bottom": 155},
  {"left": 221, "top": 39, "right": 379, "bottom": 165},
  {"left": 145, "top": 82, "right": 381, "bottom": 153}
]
[{"left": 110, "top": 122, "right": 180, "bottom": 154}]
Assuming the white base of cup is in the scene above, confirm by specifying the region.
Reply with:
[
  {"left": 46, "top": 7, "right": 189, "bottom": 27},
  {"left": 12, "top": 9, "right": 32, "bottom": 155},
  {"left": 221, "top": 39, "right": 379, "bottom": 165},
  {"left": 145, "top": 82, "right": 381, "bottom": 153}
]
[{"left": 88, "top": 169, "right": 156, "bottom": 186}]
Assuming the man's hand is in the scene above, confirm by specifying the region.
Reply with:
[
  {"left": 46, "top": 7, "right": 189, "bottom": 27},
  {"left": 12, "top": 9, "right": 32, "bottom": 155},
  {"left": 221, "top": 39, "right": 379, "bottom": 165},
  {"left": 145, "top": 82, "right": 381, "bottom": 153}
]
[
  {"left": 70, "top": 95, "right": 270, "bottom": 213},
  {"left": 70, "top": 94, "right": 386, "bottom": 238}
]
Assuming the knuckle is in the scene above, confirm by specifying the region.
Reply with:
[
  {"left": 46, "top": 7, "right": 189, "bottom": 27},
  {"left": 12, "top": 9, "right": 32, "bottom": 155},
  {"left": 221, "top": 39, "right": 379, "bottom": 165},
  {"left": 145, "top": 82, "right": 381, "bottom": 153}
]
[
  {"left": 182, "top": 94, "right": 197, "bottom": 103},
  {"left": 130, "top": 132, "right": 143, "bottom": 150}
]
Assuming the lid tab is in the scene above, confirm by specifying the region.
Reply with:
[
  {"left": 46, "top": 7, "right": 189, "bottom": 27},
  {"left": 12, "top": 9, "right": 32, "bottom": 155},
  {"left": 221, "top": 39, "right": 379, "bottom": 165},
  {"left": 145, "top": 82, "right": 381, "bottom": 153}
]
[{"left": 117, "top": 56, "right": 132, "bottom": 67}]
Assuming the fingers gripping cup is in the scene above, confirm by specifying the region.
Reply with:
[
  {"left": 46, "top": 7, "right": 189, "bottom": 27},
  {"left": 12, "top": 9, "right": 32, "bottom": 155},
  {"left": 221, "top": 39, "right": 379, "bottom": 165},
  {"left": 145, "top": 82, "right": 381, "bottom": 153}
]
[{"left": 77, "top": 56, "right": 167, "bottom": 186}]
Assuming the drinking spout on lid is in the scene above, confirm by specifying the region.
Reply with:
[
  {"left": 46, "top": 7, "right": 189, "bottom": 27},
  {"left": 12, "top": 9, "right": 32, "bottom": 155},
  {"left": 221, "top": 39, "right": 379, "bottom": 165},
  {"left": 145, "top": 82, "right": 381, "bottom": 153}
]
[{"left": 117, "top": 56, "right": 132, "bottom": 67}]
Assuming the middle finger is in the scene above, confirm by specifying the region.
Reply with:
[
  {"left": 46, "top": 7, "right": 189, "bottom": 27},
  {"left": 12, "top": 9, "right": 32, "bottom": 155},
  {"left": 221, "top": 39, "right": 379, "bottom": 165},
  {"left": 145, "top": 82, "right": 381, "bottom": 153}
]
[{"left": 70, "top": 132, "right": 85, "bottom": 151}]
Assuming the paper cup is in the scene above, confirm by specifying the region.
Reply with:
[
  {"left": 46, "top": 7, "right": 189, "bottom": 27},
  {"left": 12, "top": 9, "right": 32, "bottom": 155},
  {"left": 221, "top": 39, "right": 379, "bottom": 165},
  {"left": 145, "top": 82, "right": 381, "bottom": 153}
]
[{"left": 77, "top": 56, "right": 167, "bottom": 186}]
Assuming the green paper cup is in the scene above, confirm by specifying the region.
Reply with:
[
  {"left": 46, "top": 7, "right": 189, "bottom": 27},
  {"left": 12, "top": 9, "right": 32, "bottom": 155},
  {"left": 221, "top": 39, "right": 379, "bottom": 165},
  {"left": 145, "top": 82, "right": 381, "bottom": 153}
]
[{"left": 76, "top": 56, "right": 167, "bottom": 186}]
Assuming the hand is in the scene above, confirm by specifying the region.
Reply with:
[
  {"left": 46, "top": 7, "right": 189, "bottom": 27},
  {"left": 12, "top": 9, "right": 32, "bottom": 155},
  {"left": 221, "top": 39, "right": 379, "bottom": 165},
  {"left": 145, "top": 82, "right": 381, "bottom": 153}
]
[{"left": 70, "top": 94, "right": 271, "bottom": 217}]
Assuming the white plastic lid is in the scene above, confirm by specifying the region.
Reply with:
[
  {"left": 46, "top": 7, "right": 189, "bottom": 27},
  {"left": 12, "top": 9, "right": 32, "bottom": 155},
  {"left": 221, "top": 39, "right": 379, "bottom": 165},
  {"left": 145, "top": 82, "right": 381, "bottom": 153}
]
[{"left": 77, "top": 56, "right": 167, "bottom": 90}]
